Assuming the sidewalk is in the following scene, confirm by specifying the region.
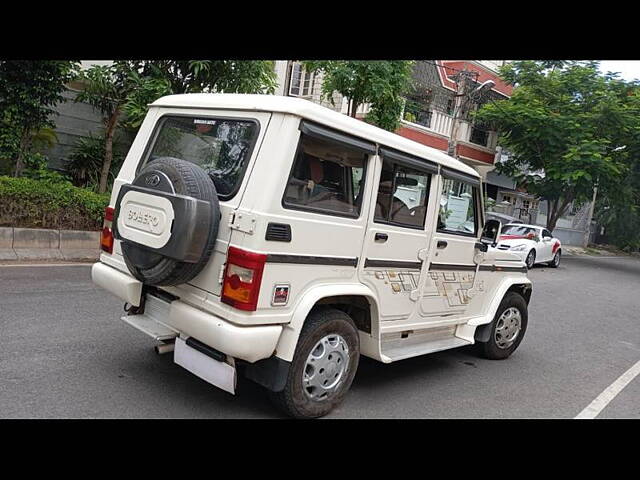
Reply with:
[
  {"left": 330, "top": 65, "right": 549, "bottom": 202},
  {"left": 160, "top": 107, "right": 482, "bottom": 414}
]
[
  {"left": 562, "top": 244, "right": 639, "bottom": 257},
  {"left": 0, "top": 227, "right": 100, "bottom": 262}
]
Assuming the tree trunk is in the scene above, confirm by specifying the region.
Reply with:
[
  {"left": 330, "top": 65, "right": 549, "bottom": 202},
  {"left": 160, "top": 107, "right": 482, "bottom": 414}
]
[
  {"left": 349, "top": 97, "right": 359, "bottom": 118},
  {"left": 546, "top": 195, "right": 574, "bottom": 232},
  {"left": 13, "top": 129, "right": 32, "bottom": 177},
  {"left": 99, "top": 108, "right": 121, "bottom": 194}
]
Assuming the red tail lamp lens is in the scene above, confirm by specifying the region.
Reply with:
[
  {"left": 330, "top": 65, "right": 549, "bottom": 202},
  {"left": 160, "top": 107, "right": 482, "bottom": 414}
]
[{"left": 221, "top": 246, "right": 267, "bottom": 311}]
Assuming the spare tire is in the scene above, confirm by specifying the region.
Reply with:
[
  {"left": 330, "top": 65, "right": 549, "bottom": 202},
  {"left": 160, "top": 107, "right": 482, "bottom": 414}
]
[{"left": 116, "top": 157, "right": 220, "bottom": 286}]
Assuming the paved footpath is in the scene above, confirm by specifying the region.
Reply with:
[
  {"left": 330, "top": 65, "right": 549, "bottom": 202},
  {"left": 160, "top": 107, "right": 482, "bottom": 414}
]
[{"left": 0, "top": 256, "right": 638, "bottom": 418}]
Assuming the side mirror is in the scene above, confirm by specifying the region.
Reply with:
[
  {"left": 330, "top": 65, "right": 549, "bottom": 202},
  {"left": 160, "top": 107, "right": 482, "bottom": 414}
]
[{"left": 481, "top": 219, "right": 501, "bottom": 246}]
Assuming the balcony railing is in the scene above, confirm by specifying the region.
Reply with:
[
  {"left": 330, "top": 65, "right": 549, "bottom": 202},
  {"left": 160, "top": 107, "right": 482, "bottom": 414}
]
[{"left": 402, "top": 106, "right": 453, "bottom": 138}]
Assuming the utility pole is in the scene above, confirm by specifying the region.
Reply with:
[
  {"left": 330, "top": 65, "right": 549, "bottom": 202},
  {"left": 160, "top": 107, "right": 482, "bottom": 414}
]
[
  {"left": 447, "top": 71, "right": 471, "bottom": 158},
  {"left": 447, "top": 71, "right": 495, "bottom": 159},
  {"left": 583, "top": 179, "right": 599, "bottom": 248}
]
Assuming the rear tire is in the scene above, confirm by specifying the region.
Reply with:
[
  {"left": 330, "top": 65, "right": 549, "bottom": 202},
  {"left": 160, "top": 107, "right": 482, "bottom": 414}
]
[
  {"left": 269, "top": 307, "right": 360, "bottom": 419},
  {"left": 476, "top": 292, "right": 528, "bottom": 360},
  {"left": 548, "top": 250, "right": 561, "bottom": 268}
]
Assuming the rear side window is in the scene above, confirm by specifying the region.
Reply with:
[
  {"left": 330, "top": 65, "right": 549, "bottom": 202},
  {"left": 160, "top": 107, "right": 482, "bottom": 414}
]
[
  {"left": 144, "top": 116, "right": 259, "bottom": 199},
  {"left": 282, "top": 133, "right": 368, "bottom": 218}
]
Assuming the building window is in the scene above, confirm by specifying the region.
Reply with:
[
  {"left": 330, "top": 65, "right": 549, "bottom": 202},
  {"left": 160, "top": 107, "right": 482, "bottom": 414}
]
[
  {"left": 501, "top": 194, "right": 515, "bottom": 205},
  {"left": 289, "top": 62, "right": 315, "bottom": 97},
  {"left": 469, "top": 125, "right": 489, "bottom": 147},
  {"left": 402, "top": 97, "right": 432, "bottom": 129}
]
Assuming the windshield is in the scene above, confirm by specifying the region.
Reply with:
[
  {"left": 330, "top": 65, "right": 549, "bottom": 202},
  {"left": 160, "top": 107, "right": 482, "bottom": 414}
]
[
  {"left": 501, "top": 225, "right": 538, "bottom": 237},
  {"left": 144, "top": 115, "right": 259, "bottom": 199}
]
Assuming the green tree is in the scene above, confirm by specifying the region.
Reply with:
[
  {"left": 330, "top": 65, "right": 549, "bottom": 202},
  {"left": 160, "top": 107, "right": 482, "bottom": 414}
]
[
  {"left": 121, "top": 60, "right": 278, "bottom": 128},
  {"left": 302, "top": 61, "right": 414, "bottom": 131},
  {"left": 592, "top": 82, "right": 640, "bottom": 250},
  {"left": 75, "top": 62, "right": 140, "bottom": 193},
  {"left": 475, "top": 61, "right": 633, "bottom": 232},
  {"left": 0, "top": 60, "right": 79, "bottom": 177},
  {"left": 75, "top": 60, "right": 277, "bottom": 193}
]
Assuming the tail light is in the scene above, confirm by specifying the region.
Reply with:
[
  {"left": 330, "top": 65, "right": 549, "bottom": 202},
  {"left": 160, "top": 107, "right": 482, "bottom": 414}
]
[
  {"left": 100, "top": 206, "right": 115, "bottom": 254},
  {"left": 221, "top": 246, "right": 267, "bottom": 311}
]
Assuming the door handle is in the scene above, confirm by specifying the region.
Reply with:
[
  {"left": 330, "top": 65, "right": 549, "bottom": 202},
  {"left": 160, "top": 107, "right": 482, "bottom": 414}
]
[
  {"left": 437, "top": 240, "right": 448, "bottom": 249},
  {"left": 375, "top": 233, "right": 388, "bottom": 242}
]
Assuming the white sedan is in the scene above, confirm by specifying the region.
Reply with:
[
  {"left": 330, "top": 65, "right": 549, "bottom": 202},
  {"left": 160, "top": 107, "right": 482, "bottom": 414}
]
[{"left": 491, "top": 223, "right": 562, "bottom": 269}]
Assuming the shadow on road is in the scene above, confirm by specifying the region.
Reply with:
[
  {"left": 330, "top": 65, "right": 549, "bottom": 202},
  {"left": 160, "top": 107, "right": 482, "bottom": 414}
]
[{"left": 564, "top": 255, "right": 640, "bottom": 277}]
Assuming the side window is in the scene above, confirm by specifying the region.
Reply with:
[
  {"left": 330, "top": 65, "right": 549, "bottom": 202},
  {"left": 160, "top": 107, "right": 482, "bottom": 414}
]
[
  {"left": 282, "top": 133, "right": 367, "bottom": 217},
  {"left": 543, "top": 229, "right": 552, "bottom": 238},
  {"left": 374, "top": 160, "right": 431, "bottom": 229},
  {"left": 438, "top": 178, "right": 478, "bottom": 236}
]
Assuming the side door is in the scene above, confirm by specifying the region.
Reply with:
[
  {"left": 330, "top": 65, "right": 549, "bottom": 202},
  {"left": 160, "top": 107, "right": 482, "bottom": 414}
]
[
  {"left": 419, "top": 169, "right": 484, "bottom": 320},
  {"left": 540, "top": 228, "right": 555, "bottom": 261},
  {"left": 358, "top": 148, "right": 437, "bottom": 323}
]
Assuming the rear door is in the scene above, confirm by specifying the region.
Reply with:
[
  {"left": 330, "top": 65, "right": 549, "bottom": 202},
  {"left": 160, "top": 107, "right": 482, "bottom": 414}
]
[
  {"left": 358, "top": 148, "right": 438, "bottom": 322},
  {"left": 112, "top": 109, "right": 273, "bottom": 297}
]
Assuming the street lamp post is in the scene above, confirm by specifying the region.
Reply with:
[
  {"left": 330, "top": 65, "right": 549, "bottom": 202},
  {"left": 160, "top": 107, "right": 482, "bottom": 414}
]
[{"left": 447, "top": 76, "right": 496, "bottom": 159}]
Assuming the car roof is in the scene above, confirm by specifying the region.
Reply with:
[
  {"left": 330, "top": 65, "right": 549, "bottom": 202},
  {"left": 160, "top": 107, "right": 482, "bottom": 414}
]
[{"left": 150, "top": 93, "right": 480, "bottom": 179}]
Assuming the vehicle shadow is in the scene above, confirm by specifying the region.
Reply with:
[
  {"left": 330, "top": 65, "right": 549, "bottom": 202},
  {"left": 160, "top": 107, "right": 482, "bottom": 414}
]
[{"left": 350, "top": 344, "right": 482, "bottom": 392}]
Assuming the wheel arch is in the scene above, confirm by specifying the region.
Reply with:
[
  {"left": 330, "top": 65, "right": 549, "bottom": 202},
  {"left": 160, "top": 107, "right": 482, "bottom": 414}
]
[
  {"left": 472, "top": 279, "right": 532, "bottom": 343},
  {"left": 274, "top": 284, "right": 379, "bottom": 362}
]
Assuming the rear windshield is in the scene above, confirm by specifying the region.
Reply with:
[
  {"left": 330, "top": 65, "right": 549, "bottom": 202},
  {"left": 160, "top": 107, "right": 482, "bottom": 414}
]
[
  {"left": 143, "top": 115, "right": 259, "bottom": 199},
  {"left": 501, "top": 225, "right": 538, "bottom": 236}
]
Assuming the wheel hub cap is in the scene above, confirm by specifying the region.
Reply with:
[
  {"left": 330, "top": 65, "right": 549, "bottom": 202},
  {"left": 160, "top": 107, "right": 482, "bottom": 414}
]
[
  {"left": 303, "top": 334, "right": 349, "bottom": 401},
  {"left": 495, "top": 307, "right": 522, "bottom": 349}
]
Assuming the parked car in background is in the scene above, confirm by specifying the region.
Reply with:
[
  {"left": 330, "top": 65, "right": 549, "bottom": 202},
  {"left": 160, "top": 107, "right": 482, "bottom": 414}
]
[{"left": 491, "top": 223, "right": 561, "bottom": 269}]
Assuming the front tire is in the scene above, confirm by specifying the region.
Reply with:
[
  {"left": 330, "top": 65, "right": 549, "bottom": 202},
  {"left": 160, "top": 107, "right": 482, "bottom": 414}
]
[
  {"left": 548, "top": 250, "right": 561, "bottom": 268},
  {"left": 476, "top": 292, "right": 528, "bottom": 360},
  {"left": 525, "top": 249, "right": 536, "bottom": 270},
  {"left": 269, "top": 307, "right": 360, "bottom": 418}
]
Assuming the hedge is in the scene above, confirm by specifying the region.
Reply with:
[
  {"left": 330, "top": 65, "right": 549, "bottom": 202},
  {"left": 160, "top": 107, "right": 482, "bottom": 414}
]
[{"left": 0, "top": 176, "right": 110, "bottom": 231}]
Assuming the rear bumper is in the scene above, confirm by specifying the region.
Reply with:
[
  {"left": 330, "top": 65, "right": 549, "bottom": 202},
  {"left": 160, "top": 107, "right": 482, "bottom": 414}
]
[
  {"left": 166, "top": 300, "right": 281, "bottom": 363},
  {"left": 91, "top": 262, "right": 282, "bottom": 363},
  {"left": 91, "top": 261, "right": 143, "bottom": 306}
]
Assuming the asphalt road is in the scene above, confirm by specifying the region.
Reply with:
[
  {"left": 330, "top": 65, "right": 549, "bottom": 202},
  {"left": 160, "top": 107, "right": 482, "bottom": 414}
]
[{"left": 1, "top": 255, "right": 639, "bottom": 419}]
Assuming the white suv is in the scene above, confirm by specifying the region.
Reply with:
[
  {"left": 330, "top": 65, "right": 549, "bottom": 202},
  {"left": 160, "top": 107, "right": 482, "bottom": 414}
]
[{"left": 92, "top": 94, "right": 532, "bottom": 418}]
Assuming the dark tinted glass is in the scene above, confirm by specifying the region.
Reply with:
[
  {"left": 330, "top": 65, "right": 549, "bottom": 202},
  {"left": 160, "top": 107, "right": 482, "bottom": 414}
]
[
  {"left": 145, "top": 116, "right": 258, "bottom": 198},
  {"left": 283, "top": 133, "right": 367, "bottom": 217}
]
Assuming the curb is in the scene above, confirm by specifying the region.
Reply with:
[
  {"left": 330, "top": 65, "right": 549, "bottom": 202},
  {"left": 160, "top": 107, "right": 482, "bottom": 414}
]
[{"left": 0, "top": 226, "right": 100, "bottom": 262}]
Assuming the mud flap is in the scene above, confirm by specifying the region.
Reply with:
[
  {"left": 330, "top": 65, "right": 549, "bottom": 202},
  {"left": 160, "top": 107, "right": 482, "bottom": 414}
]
[{"left": 174, "top": 337, "right": 236, "bottom": 394}]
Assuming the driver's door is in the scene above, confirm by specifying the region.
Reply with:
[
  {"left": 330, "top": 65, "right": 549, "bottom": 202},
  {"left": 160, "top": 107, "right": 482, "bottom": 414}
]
[
  {"left": 419, "top": 171, "right": 484, "bottom": 321},
  {"left": 540, "top": 228, "right": 555, "bottom": 261}
]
